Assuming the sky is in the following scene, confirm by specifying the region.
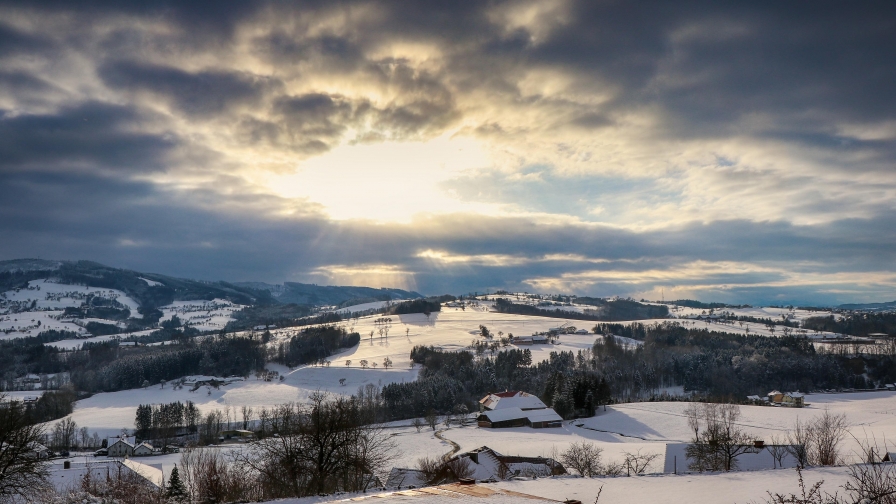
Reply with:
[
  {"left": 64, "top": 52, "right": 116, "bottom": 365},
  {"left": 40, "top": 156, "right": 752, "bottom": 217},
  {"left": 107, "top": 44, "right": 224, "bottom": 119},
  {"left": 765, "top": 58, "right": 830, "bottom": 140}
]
[{"left": 1, "top": 1, "right": 895, "bottom": 306}]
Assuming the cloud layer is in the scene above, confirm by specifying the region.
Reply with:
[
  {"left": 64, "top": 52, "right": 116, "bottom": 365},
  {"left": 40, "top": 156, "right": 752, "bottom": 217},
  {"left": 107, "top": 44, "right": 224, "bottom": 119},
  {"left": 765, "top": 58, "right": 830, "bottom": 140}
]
[{"left": 1, "top": 1, "right": 895, "bottom": 305}]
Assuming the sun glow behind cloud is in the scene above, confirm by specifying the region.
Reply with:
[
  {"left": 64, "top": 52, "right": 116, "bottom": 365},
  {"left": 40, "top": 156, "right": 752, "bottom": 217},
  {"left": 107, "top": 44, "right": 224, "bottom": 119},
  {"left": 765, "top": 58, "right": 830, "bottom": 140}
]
[{"left": 264, "top": 134, "right": 500, "bottom": 222}]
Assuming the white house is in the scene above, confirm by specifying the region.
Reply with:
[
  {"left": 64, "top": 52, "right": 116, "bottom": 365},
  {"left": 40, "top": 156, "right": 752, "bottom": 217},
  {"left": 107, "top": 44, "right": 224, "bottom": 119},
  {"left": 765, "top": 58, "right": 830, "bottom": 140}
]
[
  {"left": 107, "top": 436, "right": 136, "bottom": 457},
  {"left": 134, "top": 442, "right": 154, "bottom": 456},
  {"left": 477, "top": 391, "right": 563, "bottom": 428}
]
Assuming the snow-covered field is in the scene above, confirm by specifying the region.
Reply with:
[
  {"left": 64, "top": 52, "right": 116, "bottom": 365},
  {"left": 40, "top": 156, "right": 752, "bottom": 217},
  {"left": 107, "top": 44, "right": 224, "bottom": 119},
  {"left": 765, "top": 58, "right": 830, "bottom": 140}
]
[
  {"left": 0, "top": 279, "right": 243, "bottom": 341},
  {"left": 61, "top": 302, "right": 896, "bottom": 466},
  {"left": 331, "top": 299, "right": 414, "bottom": 315},
  {"left": 495, "top": 466, "right": 854, "bottom": 504},
  {"left": 261, "top": 466, "right": 855, "bottom": 504},
  {"left": 158, "top": 299, "right": 244, "bottom": 332},
  {"left": 63, "top": 306, "right": 604, "bottom": 436},
  {"left": 50, "top": 303, "right": 896, "bottom": 504},
  {"left": 0, "top": 280, "right": 143, "bottom": 339}
]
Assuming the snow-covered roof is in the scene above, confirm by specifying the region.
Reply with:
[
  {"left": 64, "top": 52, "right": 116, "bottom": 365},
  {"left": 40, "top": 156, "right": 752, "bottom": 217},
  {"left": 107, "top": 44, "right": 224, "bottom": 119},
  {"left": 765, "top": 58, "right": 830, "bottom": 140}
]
[
  {"left": 107, "top": 436, "right": 136, "bottom": 448},
  {"left": 121, "top": 459, "right": 164, "bottom": 487},
  {"left": 524, "top": 409, "right": 562, "bottom": 423},
  {"left": 329, "top": 482, "right": 555, "bottom": 503},
  {"left": 479, "top": 391, "right": 546, "bottom": 411},
  {"left": 480, "top": 407, "right": 528, "bottom": 423},
  {"left": 385, "top": 468, "right": 429, "bottom": 489}
]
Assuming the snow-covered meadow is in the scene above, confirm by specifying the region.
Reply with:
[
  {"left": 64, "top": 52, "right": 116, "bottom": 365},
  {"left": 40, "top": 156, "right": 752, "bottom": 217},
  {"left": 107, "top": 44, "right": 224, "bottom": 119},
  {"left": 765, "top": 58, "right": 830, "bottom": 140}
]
[
  {"left": 0, "top": 280, "right": 142, "bottom": 339},
  {"left": 0, "top": 279, "right": 244, "bottom": 342},
  {"left": 60, "top": 303, "right": 896, "bottom": 468}
]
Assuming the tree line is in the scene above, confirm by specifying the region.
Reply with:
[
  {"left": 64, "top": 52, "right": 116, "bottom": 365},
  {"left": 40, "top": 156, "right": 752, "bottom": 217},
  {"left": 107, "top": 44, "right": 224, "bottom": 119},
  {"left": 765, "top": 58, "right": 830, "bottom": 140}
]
[{"left": 374, "top": 322, "right": 893, "bottom": 424}]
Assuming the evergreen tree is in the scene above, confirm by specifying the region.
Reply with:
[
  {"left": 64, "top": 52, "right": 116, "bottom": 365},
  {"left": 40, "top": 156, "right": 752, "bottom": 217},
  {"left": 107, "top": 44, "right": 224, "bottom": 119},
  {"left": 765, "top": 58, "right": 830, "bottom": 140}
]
[
  {"left": 135, "top": 404, "right": 152, "bottom": 437},
  {"left": 165, "top": 464, "right": 188, "bottom": 501}
]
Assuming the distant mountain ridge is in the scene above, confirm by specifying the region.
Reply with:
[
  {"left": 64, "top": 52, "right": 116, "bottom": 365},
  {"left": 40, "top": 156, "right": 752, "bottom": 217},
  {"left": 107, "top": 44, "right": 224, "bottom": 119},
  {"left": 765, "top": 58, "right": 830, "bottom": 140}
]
[
  {"left": 837, "top": 300, "right": 896, "bottom": 311},
  {"left": 235, "top": 281, "right": 422, "bottom": 306},
  {"left": 0, "top": 259, "right": 270, "bottom": 313},
  {"left": 0, "top": 259, "right": 421, "bottom": 311}
]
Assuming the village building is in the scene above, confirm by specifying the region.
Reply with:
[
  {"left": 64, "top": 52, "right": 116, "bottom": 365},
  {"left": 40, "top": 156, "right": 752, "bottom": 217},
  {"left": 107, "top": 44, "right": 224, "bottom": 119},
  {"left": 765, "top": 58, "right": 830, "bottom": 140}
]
[
  {"left": 107, "top": 436, "right": 136, "bottom": 457},
  {"left": 25, "top": 441, "right": 48, "bottom": 459},
  {"left": 453, "top": 446, "right": 565, "bottom": 480},
  {"left": 512, "top": 334, "right": 549, "bottom": 345},
  {"left": 479, "top": 391, "right": 547, "bottom": 412},
  {"left": 386, "top": 446, "right": 565, "bottom": 489},
  {"left": 477, "top": 391, "right": 563, "bottom": 428},
  {"left": 767, "top": 390, "right": 805, "bottom": 407},
  {"left": 133, "top": 441, "right": 154, "bottom": 456}
]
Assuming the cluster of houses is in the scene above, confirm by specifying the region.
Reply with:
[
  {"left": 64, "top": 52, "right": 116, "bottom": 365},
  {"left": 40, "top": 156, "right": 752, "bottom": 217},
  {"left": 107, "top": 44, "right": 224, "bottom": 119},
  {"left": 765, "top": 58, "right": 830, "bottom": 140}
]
[
  {"left": 746, "top": 391, "right": 805, "bottom": 407},
  {"left": 476, "top": 391, "right": 563, "bottom": 429},
  {"left": 97, "top": 429, "right": 254, "bottom": 458},
  {"left": 98, "top": 436, "right": 158, "bottom": 458}
]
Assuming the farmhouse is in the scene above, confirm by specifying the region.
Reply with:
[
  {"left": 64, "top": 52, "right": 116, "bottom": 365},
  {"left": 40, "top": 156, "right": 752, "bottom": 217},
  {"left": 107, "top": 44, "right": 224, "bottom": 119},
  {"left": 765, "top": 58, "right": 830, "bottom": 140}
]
[
  {"left": 452, "top": 446, "right": 566, "bottom": 480},
  {"left": 512, "top": 334, "right": 548, "bottom": 345},
  {"left": 107, "top": 436, "right": 136, "bottom": 457},
  {"left": 767, "top": 390, "right": 805, "bottom": 407},
  {"left": 477, "top": 391, "right": 563, "bottom": 428},
  {"left": 25, "top": 441, "right": 49, "bottom": 459},
  {"left": 479, "top": 391, "right": 546, "bottom": 412}
]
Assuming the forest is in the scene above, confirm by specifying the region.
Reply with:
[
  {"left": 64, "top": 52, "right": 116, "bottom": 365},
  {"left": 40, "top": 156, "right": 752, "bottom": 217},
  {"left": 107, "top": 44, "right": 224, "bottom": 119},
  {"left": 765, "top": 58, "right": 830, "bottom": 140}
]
[
  {"left": 492, "top": 297, "right": 669, "bottom": 321},
  {"left": 374, "top": 322, "right": 896, "bottom": 424},
  {"left": 802, "top": 312, "right": 896, "bottom": 336}
]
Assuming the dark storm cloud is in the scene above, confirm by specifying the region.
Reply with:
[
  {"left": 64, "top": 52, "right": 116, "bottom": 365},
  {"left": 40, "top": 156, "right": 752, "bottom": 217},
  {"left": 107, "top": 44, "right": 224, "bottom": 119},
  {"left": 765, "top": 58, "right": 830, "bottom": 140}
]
[
  {"left": 0, "top": 101, "right": 176, "bottom": 174},
  {"left": 0, "top": 22, "right": 52, "bottom": 57},
  {"left": 100, "top": 61, "right": 278, "bottom": 118}
]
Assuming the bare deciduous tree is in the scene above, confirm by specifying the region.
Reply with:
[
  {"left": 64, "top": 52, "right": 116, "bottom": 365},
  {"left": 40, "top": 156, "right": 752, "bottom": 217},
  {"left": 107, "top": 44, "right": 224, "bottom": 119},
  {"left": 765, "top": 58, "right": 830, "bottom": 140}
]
[
  {"left": 445, "top": 457, "right": 474, "bottom": 480},
  {"left": 236, "top": 393, "right": 395, "bottom": 499},
  {"left": 0, "top": 395, "right": 51, "bottom": 501},
  {"left": 685, "top": 403, "right": 755, "bottom": 472},
  {"left": 416, "top": 455, "right": 443, "bottom": 485},
  {"left": 812, "top": 410, "right": 848, "bottom": 467},
  {"left": 786, "top": 418, "right": 812, "bottom": 468},
  {"left": 561, "top": 441, "right": 604, "bottom": 477},
  {"left": 767, "top": 435, "right": 789, "bottom": 469},
  {"left": 425, "top": 409, "right": 438, "bottom": 431},
  {"left": 622, "top": 449, "right": 661, "bottom": 475}
]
